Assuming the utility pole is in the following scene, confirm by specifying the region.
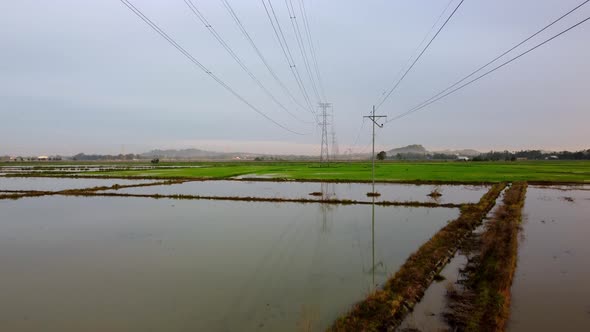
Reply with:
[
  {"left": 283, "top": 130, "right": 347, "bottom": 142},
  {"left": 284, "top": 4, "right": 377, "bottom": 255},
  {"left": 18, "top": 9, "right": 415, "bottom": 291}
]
[
  {"left": 319, "top": 102, "right": 331, "bottom": 166},
  {"left": 363, "top": 105, "right": 387, "bottom": 193}
]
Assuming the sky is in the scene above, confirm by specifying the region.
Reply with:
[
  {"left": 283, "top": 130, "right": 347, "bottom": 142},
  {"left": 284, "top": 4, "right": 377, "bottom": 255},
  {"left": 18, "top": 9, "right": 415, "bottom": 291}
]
[{"left": 1, "top": 0, "right": 589, "bottom": 156}]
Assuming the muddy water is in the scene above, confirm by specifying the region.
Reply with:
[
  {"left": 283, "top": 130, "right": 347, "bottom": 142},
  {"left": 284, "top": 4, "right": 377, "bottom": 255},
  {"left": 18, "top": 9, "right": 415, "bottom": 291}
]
[
  {"left": 508, "top": 186, "right": 590, "bottom": 331},
  {"left": 0, "top": 196, "right": 458, "bottom": 332},
  {"left": 0, "top": 177, "right": 156, "bottom": 192},
  {"left": 397, "top": 253, "right": 467, "bottom": 331},
  {"left": 106, "top": 180, "right": 488, "bottom": 204}
]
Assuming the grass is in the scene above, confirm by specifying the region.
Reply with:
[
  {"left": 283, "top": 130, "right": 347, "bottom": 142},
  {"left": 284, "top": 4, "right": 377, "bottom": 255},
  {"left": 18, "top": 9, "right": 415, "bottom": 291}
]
[
  {"left": 446, "top": 182, "right": 528, "bottom": 332},
  {"left": 4, "top": 160, "right": 589, "bottom": 183},
  {"left": 329, "top": 183, "right": 507, "bottom": 331}
]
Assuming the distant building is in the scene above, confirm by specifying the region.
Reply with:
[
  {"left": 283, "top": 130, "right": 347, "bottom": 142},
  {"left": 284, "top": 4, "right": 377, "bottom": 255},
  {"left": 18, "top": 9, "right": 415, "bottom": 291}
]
[
  {"left": 37, "top": 156, "right": 49, "bottom": 161},
  {"left": 457, "top": 156, "right": 470, "bottom": 161},
  {"left": 546, "top": 155, "right": 559, "bottom": 160}
]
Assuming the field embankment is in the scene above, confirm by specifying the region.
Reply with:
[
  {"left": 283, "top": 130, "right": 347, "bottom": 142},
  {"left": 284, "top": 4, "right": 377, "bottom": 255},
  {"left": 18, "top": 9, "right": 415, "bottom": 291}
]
[
  {"left": 445, "top": 182, "right": 528, "bottom": 332},
  {"left": 329, "top": 183, "right": 507, "bottom": 331}
]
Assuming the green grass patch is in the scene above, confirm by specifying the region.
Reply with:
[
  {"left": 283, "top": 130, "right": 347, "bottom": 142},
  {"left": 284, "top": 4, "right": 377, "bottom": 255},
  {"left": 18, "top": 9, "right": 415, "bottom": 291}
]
[{"left": 56, "top": 160, "right": 590, "bottom": 183}]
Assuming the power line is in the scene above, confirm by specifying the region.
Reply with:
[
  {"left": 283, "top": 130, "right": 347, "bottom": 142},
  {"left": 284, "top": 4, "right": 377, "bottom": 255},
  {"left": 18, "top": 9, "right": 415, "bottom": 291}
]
[
  {"left": 375, "top": 0, "right": 455, "bottom": 103},
  {"left": 118, "top": 0, "right": 304, "bottom": 135},
  {"left": 388, "top": 0, "right": 590, "bottom": 121},
  {"left": 219, "top": 0, "right": 311, "bottom": 115},
  {"left": 297, "top": 0, "right": 326, "bottom": 101},
  {"left": 319, "top": 102, "right": 331, "bottom": 165},
  {"left": 183, "top": 0, "right": 309, "bottom": 124},
  {"left": 375, "top": 0, "right": 466, "bottom": 110},
  {"left": 387, "top": 14, "right": 590, "bottom": 123},
  {"left": 262, "top": 0, "right": 316, "bottom": 116},
  {"left": 351, "top": 118, "right": 367, "bottom": 152},
  {"left": 285, "top": 0, "right": 323, "bottom": 103}
]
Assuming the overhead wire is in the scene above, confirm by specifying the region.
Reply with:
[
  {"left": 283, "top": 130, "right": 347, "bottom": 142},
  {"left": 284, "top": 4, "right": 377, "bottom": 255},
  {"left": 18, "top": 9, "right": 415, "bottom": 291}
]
[
  {"left": 375, "top": 0, "right": 467, "bottom": 110},
  {"left": 118, "top": 0, "right": 305, "bottom": 135},
  {"left": 261, "top": 0, "right": 317, "bottom": 116},
  {"left": 350, "top": 117, "right": 367, "bottom": 154},
  {"left": 387, "top": 14, "right": 590, "bottom": 123},
  {"left": 183, "top": 0, "right": 310, "bottom": 125},
  {"left": 297, "top": 0, "right": 326, "bottom": 101},
  {"left": 219, "top": 0, "right": 312, "bottom": 116},
  {"left": 387, "top": 0, "right": 590, "bottom": 123},
  {"left": 285, "top": 0, "right": 323, "bottom": 103},
  {"left": 375, "top": 0, "right": 455, "bottom": 103}
]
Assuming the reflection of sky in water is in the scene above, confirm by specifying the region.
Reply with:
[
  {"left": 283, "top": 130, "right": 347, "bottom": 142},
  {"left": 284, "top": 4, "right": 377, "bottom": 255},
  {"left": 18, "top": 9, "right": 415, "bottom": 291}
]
[
  {"left": 0, "top": 196, "right": 458, "bottom": 331},
  {"left": 106, "top": 180, "right": 489, "bottom": 204},
  {"left": 509, "top": 187, "right": 590, "bottom": 332},
  {"left": 0, "top": 177, "right": 156, "bottom": 191}
]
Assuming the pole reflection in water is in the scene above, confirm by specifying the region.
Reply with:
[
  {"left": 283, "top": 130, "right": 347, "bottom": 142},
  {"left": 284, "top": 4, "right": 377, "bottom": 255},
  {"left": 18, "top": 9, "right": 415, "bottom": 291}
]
[
  {"left": 372, "top": 195, "right": 376, "bottom": 288},
  {"left": 367, "top": 183, "right": 385, "bottom": 291}
]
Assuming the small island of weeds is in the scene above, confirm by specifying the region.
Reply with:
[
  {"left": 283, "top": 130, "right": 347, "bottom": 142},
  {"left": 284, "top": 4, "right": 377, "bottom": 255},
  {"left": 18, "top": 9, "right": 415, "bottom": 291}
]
[
  {"left": 329, "top": 183, "right": 506, "bottom": 331},
  {"left": 427, "top": 186, "right": 443, "bottom": 198},
  {"left": 445, "top": 182, "right": 527, "bottom": 332}
]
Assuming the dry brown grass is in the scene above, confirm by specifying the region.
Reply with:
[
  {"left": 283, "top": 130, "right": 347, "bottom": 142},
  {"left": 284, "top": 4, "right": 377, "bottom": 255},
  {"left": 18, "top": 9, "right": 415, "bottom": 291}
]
[{"left": 445, "top": 182, "right": 527, "bottom": 332}]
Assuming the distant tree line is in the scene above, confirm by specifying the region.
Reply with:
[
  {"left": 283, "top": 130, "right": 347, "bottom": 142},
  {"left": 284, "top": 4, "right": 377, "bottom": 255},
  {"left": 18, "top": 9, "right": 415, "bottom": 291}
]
[
  {"left": 72, "top": 153, "right": 145, "bottom": 161},
  {"left": 382, "top": 149, "right": 590, "bottom": 161},
  {"left": 473, "top": 149, "right": 590, "bottom": 161}
]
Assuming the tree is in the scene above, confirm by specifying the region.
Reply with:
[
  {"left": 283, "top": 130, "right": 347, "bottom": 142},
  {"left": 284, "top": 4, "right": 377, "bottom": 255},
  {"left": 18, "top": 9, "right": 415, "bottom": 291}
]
[
  {"left": 376, "top": 151, "right": 387, "bottom": 161},
  {"left": 151, "top": 158, "right": 159, "bottom": 164}
]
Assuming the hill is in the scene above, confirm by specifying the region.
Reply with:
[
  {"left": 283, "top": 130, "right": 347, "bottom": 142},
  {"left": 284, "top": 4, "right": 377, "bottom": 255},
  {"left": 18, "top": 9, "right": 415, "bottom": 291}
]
[{"left": 387, "top": 144, "right": 428, "bottom": 155}]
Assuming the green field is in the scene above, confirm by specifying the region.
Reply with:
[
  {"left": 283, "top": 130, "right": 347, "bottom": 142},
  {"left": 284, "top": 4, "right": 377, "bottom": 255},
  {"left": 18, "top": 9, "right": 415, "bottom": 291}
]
[{"left": 23, "top": 160, "right": 588, "bottom": 183}]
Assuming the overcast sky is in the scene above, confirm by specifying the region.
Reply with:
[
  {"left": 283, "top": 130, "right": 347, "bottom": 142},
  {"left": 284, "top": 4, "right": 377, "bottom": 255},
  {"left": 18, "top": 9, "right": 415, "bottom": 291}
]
[{"left": 1, "top": 0, "right": 589, "bottom": 156}]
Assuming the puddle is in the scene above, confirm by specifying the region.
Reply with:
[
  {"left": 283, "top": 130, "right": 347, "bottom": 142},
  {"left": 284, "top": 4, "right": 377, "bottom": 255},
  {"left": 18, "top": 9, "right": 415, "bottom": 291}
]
[
  {"left": 508, "top": 187, "right": 590, "bottom": 331},
  {"left": 0, "top": 196, "right": 458, "bottom": 331},
  {"left": 0, "top": 177, "right": 157, "bottom": 192},
  {"left": 103, "top": 180, "right": 488, "bottom": 204},
  {"left": 397, "top": 252, "right": 467, "bottom": 332}
]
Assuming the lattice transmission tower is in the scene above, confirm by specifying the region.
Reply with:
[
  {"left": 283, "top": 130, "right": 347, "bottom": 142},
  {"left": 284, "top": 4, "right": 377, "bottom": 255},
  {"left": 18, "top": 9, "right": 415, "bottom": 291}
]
[{"left": 318, "top": 102, "right": 331, "bottom": 166}]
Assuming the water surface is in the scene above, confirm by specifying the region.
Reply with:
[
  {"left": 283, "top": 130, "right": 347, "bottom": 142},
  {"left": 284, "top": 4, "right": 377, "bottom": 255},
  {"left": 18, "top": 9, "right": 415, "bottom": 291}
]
[
  {"left": 508, "top": 186, "right": 590, "bottom": 331},
  {"left": 106, "top": 180, "right": 487, "bottom": 204},
  {"left": 0, "top": 196, "right": 458, "bottom": 331},
  {"left": 0, "top": 177, "right": 156, "bottom": 192}
]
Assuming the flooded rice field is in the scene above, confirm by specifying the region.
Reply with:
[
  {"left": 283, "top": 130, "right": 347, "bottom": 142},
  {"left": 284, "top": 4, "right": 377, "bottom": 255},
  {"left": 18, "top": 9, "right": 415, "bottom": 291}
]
[
  {"left": 3, "top": 177, "right": 585, "bottom": 331},
  {"left": 104, "top": 180, "right": 488, "bottom": 204},
  {"left": 0, "top": 177, "right": 156, "bottom": 192},
  {"left": 0, "top": 165, "right": 156, "bottom": 174},
  {"left": 508, "top": 186, "right": 590, "bottom": 331},
  {"left": 0, "top": 194, "right": 457, "bottom": 331}
]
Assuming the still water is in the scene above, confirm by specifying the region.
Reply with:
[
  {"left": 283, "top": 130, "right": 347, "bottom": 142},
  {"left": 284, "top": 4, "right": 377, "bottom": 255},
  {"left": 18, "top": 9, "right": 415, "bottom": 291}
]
[
  {"left": 0, "top": 196, "right": 458, "bottom": 331},
  {"left": 508, "top": 186, "right": 590, "bottom": 331},
  {"left": 105, "top": 180, "right": 487, "bottom": 204},
  {"left": 0, "top": 177, "right": 156, "bottom": 192}
]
